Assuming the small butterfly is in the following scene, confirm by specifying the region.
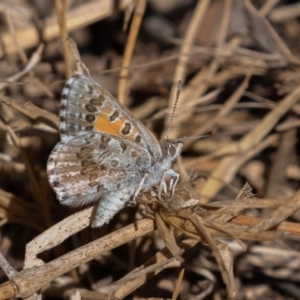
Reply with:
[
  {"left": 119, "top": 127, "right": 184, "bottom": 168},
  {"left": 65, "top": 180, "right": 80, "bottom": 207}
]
[{"left": 47, "top": 73, "right": 184, "bottom": 227}]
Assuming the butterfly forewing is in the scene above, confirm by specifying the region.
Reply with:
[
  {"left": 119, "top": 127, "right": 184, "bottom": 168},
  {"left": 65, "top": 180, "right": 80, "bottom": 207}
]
[{"left": 60, "top": 74, "right": 162, "bottom": 160}]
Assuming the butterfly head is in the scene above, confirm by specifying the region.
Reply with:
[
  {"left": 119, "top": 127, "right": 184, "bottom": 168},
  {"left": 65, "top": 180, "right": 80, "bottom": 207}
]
[{"left": 162, "top": 138, "right": 184, "bottom": 162}]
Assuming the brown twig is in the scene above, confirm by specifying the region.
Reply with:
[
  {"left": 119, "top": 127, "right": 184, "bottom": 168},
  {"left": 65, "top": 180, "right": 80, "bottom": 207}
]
[{"left": 118, "top": 0, "right": 145, "bottom": 105}]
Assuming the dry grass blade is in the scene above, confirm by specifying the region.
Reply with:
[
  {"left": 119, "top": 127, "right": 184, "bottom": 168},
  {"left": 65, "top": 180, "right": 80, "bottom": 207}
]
[
  {"left": 231, "top": 215, "right": 300, "bottom": 236},
  {"left": 0, "top": 252, "right": 17, "bottom": 279},
  {"left": 155, "top": 212, "right": 182, "bottom": 257},
  {"left": 8, "top": 219, "right": 155, "bottom": 298},
  {"left": 108, "top": 244, "right": 186, "bottom": 299},
  {"left": 166, "top": 0, "right": 211, "bottom": 135},
  {"left": 24, "top": 207, "right": 93, "bottom": 269},
  {"left": 0, "top": 189, "right": 44, "bottom": 231},
  {"left": 200, "top": 84, "right": 300, "bottom": 202},
  {"left": 247, "top": 189, "right": 300, "bottom": 233},
  {"left": 118, "top": 0, "right": 145, "bottom": 105},
  {"left": 216, "top": 241, "right": 236, "bottom": 298},
  {"left": 2, "top": 97, "right": 59, "bottom": 130},
  {"left": 244, "top": 0, "right": 294, "bottom": 58},
  {"left": 55, "top": 0, "right": 72, "bottom": 78},
  {"left": 187, "top": 214, "right": 238, "bottom": 298},
  {"left": 266, "top": 128, "right": 297, "bottom": 197},
  {"left": 1, "top": 121, "right": 53, "bottom": 228},
  {"left": 67, "top": 38, "right": 84, "bottom": 74},
  {"left": 195, "top": 70, "right": 251, "bottom": 138},
  {"left": 0, "top": 4, "right": 27, "bottom": 63},
  {"left": 0, "top": 0, "right": 134, "bottom": 57},
  {"left": 171, "top": 268, "right": 184, "bottom": 300},
  {"left": 104, "top": 256, "right": 182, "bottom": 297},
  {"left": 0, "top": 44, "right": 44, "bottom": 91}
]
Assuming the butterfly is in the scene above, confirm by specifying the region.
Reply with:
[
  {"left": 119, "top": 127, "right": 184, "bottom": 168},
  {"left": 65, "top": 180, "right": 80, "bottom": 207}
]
[{"left": 47, "top": 73, "right": 184, "bottom": 227}]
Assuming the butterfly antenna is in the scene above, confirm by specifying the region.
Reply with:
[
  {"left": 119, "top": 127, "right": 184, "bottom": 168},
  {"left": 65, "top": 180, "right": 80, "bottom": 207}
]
[
  {"left": 175, "top": 131, "right": 214, "bottom": 143},
  {"left": 167, "top": 80, "right": 182, "bottom": 140}
]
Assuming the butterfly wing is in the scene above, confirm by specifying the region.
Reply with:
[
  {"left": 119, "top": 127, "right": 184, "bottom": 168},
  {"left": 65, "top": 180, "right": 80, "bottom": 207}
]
[
  {"left": 47, "top": 132, "right": 152, "bottom": 207},
  {"left": 60, "top": 74, "right": 162, "bottom": 162},
  {"left": 48, "top": 73, "right": 166, "bottom": 227}
]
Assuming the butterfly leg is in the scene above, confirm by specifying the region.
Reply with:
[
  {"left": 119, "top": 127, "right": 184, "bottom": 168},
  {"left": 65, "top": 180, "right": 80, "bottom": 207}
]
[
  {"left": 158, "top": 172, "right": 168, "bottom": 199},
  {"left": 165, "top": 169, "right": 180, "bottom": 196},
  {"left": 158, "top": 169, "right": 180, "bottom": 198},
  {"left": 170, "top": 172, "right": 179, "bottom": 195},
  {"left": 131, "top": 173, "right": 149, "bottom": 204}
]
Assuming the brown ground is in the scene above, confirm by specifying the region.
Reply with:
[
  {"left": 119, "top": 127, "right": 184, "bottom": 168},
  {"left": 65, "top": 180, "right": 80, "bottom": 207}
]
[{"left": 0, "top": 0, "right": 300, "bottom": 299}]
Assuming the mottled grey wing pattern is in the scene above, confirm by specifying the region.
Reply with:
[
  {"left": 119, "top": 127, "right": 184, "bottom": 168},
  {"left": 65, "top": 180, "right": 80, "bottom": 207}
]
[
  {"left": 59, "top": 74, "right": 162, "bottom": 162},
  {"left": 47, "top": 131, "right": 152, "bottom": 207}
]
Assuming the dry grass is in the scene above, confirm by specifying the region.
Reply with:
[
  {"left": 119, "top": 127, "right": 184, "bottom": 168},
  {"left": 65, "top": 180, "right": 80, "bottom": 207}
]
[{"left": 0, "top": 0, "right": 300, "bottom": 299}]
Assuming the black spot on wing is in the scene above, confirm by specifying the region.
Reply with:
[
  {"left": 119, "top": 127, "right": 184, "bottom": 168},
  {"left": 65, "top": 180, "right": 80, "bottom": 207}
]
[
  {"left": 122, "top": 122, "right": 131, "bottom": 135},
  {"left": 86, "top": 114, "right": 96, "bottom": 123},
  {"left": 85, "top": 104, "right": 97, "bottom": 113}
]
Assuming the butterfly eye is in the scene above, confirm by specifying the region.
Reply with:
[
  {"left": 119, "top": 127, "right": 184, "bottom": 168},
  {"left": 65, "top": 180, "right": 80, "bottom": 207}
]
[{"left": 168, "top": 145, "right": 177, "bottom": 157}]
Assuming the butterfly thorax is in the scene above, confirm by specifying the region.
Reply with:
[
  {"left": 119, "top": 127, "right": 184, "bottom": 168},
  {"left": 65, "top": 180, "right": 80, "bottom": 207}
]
[{"left": 142, "top": 139, "right": 183, "bottom": 190}]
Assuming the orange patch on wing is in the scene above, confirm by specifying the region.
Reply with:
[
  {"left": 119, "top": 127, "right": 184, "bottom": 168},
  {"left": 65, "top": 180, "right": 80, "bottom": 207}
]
[
  {"left": 95, "top": 115, "right": 122, "bottom": 136},
  {"left": 94, "top": 106, "right": 141, "bottom": 141}
]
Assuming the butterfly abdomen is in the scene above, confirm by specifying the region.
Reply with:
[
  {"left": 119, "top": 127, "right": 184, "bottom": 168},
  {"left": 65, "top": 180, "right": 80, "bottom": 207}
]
[{"left": 92, "top": 187, "right": 134, "bottom": 227}]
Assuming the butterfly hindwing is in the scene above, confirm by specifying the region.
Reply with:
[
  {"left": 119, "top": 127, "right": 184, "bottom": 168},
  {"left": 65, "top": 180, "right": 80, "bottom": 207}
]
[{"left": 47, "top": 132, "right": 152, "bottom": 207}]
